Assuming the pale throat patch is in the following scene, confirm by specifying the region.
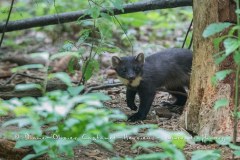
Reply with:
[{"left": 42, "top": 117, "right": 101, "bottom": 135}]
[{"left": 117, "top": 76, "right": 142, "bottom": 87}]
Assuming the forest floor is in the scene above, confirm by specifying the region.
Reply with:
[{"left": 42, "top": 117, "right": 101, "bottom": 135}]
[{"left": 0, "top": 27, "right": 235, "bottom": 159}]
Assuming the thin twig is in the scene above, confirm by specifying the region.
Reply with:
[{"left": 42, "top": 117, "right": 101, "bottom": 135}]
[
  {"left": 130, "top": 138, "right": 154, "bottom": 154},
  {"left": 3, "top": 72, "right": 18, "bottom": 86},
  {"left": 89, "top": 0, "right": 134, "bottom": 55},
  {"left": 3, "top": 73, "right": 44, "bottom": 86},
  {"left": 0, "top": 0, "right": 15, "bottom": 48},
  {"left": 113, "top": 14, "right": 134, "bottom": 55},
  {"left": 84, "top": 82, "right": 187, "bottom": 96},
  {"left": 84, "top": 83, "right": 123, "bottom": 94},
  {"left": 158, "top": 89, "right": 187, "bottom": 97},
  {"left": 182, "top": 19, "right": 193, "bottom": 49},
  {"left": 79, "top": 0, "right": 102, "bottom": 85}
]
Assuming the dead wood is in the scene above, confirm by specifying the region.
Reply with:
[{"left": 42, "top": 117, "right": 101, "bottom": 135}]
[
  {"left": 1, "top": 55, "right": 47, "bottom": 66},
  {"left": 0, "top": 139, "right": 33, "bottom": 159},
  {"left": 0, "top": 80, "right": 68, "bottom": 99}
]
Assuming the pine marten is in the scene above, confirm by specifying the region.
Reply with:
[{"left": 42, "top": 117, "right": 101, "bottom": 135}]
[{"left": 112, "top": 48, "right": 192, "bottom": 122}]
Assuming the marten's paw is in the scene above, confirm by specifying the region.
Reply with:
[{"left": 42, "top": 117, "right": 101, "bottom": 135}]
[
  {"left": 129, "top": 105, "right": 138, "bottom": 111},
  {"left": 127, "top": 113, "right": 146, "bottom": 122}
]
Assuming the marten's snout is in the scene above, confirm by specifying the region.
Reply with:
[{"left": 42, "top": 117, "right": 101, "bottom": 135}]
[
  {"left": 128, "top": 75, "right": 135, "bottom": 80},
  {"left": 127, "top": 70, "right": 136, "bottom": 80}
]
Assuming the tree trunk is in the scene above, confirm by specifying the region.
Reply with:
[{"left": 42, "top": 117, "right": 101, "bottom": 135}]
[{"left": 180, "top": 0, "right": 240, "bottom": 141}]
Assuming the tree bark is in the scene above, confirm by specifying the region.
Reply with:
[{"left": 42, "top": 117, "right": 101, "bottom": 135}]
[
  {"left": 0, "top": 0, "right": 192, "bottom": 33},
  {"left": 180, "top": 0, "right": 240, "bottom": 141}
]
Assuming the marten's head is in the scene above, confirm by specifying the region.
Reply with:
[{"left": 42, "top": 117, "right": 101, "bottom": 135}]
[{"left": 112, "top": 53, "right": 144, "bottom": 87}]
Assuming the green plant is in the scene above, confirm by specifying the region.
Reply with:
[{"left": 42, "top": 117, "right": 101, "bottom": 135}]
[
  {"left": 202, "top": 0, "right": 240, "bottom": 157},
  {"left": 0, "top": 86, "right": 129, "bottom": 159},
  {"left": 110, "top": 129, "right": 189, "bottom": 160}
]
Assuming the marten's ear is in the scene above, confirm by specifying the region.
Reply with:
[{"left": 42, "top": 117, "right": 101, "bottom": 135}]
[
  {"left": 135, "top": 53, "right": 144, "bottom": 65},
  {"left": 112, "top": 56, "right": 121, "bottom": 68}
]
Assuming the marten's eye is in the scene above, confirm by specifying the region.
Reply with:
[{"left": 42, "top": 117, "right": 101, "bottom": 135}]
[
  {"left": 134, "top": 67, "right": 140, "bottom": 72},
  {"left": 121, "top": 68, "right": 127, "bottom": 73}
]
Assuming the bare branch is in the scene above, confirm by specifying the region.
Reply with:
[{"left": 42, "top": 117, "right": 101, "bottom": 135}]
[
  {"left": 0, "top": 0, "right": 15, "bottom": 46},
  {"left": 0, "top": 0, "right": 192, "bottom": 33}
]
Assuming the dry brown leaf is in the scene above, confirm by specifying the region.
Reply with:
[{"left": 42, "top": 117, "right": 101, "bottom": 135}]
[{"left": 53, "top": 55, "right": 80, "bottom": 72}]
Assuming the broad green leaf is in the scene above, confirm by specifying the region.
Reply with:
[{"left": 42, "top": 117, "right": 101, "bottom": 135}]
[
  {"left": 215, "top": 136, "right": 231, "bottom": 145},
  {"left": 21, "top": 97, "right": 38, "bottom": 106},
  {"left": 213, "top": 36, "right": 226, "bottom": 49},
  {"left": 112, "top": 0, "right": 124, "bottom": 11},
  {"left": 14, "top": 106, "right": 31, "bottom": 116},
  {"left": 15, "top": 140, "right": 40, "bottom": 148},
  {"left": 135, "top": 153, "right": 169, "bottom": 160},
  {"left": 11, "top": 64, "right": 44, "bottom": 72},
  {"left": 15, "top": 83, "right": 42, "bottom": 91},
  {"left": 194, "top": 136, "right": 215, "bottom": 143},
  {"left": 132, "top": 141, "right": 160, "bottom": 149},
  {"left": 62, "top": 41, "right": 74, "bottom": 51},
  {"left": 229, "top": 143, "right": 240, "bottom": 150},
  {"left": 147, "top": 129, "right": 171, "bottom": 141},
  {"left": 235, "top": 9, "right": 240, "bottom": 14},
  {"left": 100, "top": 12, "right": 112, "bottom": 21},
  {"left": 215, "top": 69, "right": 233, "bottom": 81},
  {"left": 82, "top": 59, "right": 99, "bottom": 81},
  {"left": 0, "top": 105, "right": 9, "bottom": 116},
  {"left": 89, "top": 6, "right": 100, "bottom": 19},
  {"left": 94, "top": 139, "right": 113, "bottom": 151},
  {"left": 22, "top": 152, "right": 46, "bottom": 160},
  {"left": 67, "top": 86, "right": 84, "bottom": 96},
  {"left": 65, "top": 118, "right": 79, "bottom": 127},
  {"left": 49, "top": 72, "right": 72, "bottom": 86},
  {"left": 191, "top": 150, "right": 221, "bottom": 160},
  {"left": 33, "top": 143, "right": 48, "bottom": 153},
  {"left": 223, "top": 38, "right": 240, "bottom": 55},
  {"left": 203, "top": 22, "right": 232, "bottom": 38},
  {"left": 237, "top": 112, "right": 240, "bottom": 118},
  {"left": 233, "top": 51, "right": 240, "bottom": 64},
  {"left": 67, "top": 56, "right": 79, "bottom": 74},
  {"left": 3, "top": 118, "right": 30, "bottom": 127},
  {"left": 212, "top": 70, "right": 232, "bottom": 86},
  {"left": 171, "top": 134, "right": 186, "bottom": 149},
  {"left": 229, "top": 25, "right": 240, "bottom": 36},
  {"left": 214, "top": 54, "right": 227, "bottom": 65},
  {"left": 234, "top": 151, "right": 240, "bottom": 156},
  {"left": 214, "top": 98, "right": 229, "bottom": 109},
  {"left": 77, "top": 29, "right": 90, "bottom": 45}
]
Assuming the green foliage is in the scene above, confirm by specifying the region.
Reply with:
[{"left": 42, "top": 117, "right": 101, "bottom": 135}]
[
  {"left": 214, "top": 98, "right": 229, "bottom": 109},
  {"left": 48, "top": 72, "right": 73, "bottom": 86},
  {"left": 234, "top": 50, "right": 240, "bottom": 64},
  {"left": 229, "top": 144, "right": 240, "bottom": 157},
  {"left": 15, "top": 83, "right": 42, "bottom": 91},
  {"left": 191, "top": 150, "right": 221, "bottom": 160},
  {"left": 223, "top": 38, "right": 240, "bottom": 56},
  {"left": 0, "top": 88, "right": 190, "bottom": 159},
  {"left": 202, "top": 22, "right": 232, "bottom": 38},
  {"left": 0, "top": 88, "right": 128, "bottom": 159},
  {"left": 211, "top": 69, "right": 232, "bottom": 85},
  {"left": 11, "top": 64, "right": 45, "bottom": 72},
  {"left": 128, "top": 129, "right": 189, "bottom": 160},
  {"left": 203, "top": 1, "right": 240, "bottom": 158},
  {"left": 82, "top": 59, "right": 100, "bottom": 81}
]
